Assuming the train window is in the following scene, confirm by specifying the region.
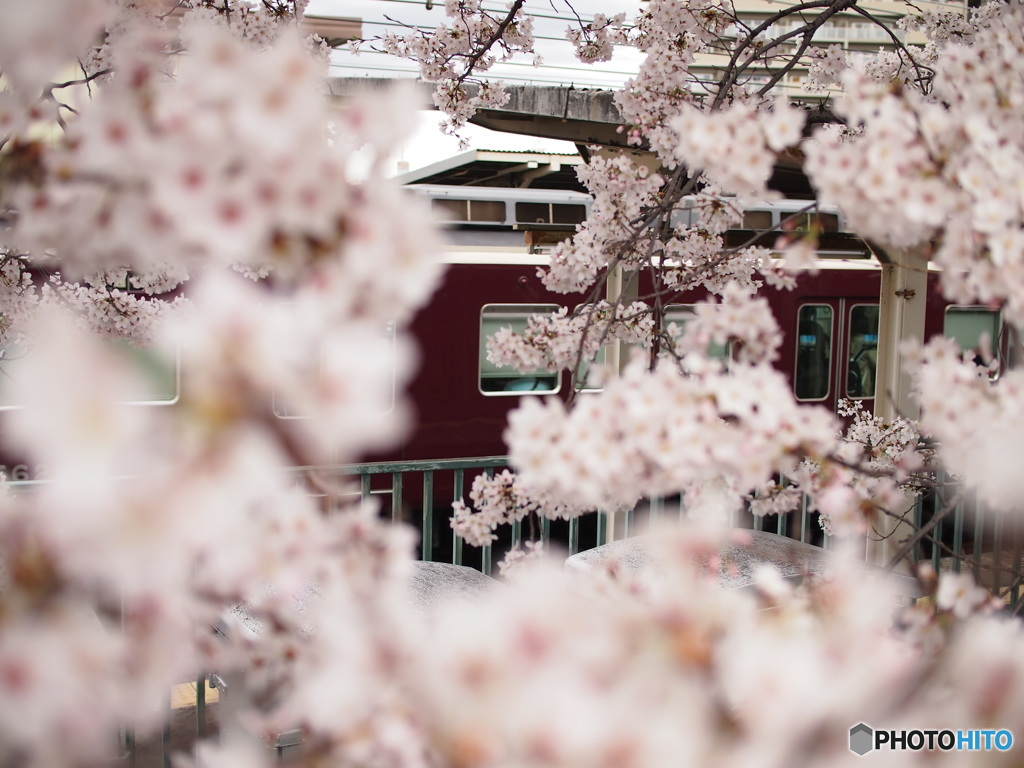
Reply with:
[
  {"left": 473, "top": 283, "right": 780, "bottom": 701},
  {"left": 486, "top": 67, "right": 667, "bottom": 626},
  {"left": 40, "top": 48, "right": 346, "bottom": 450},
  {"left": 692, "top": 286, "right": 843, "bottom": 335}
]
[
  {"left": 0, "top": 338, "right": 180, "bottom": 409},
  {"left": 431, "top": 198, "right": 506, "bottom": 224},
  {"left": 516, "top": 202, "right": 550, "bottom": 225},
  {"left": 794, "top": 304, "right": 833, "bottom": 400},
  {"left": 514, "top": 202, "right": 586, "bottom": 227},
  {"left": 846, "top": 304, "right": 879, "bottom": 399},
  {"left": 480, "top": 305, "right": 560, "bottom": 395},
  {"left": 945, "top": 307, "right": 1000, "bottom": 360},
  {"left": 576, "top": 347, "right": 606, "bottom": 391},
  {"left": 432, "top": 198, "right": 468, "bottom": 222},
  {"left": 551, "top": 203, "right": 587, "bottom": 225},
  {"left": 743, "top": 210, "right": 773, "bottom": 230},
  {"left": 470, "top": 200, "right": 506, "bottom": 223},
  {"left": 665, "top": 305, "right": 731, "bottom": 359},
  {"left": 814, "top": 212, "right": 841, "bottom": 233},
  {"left": 113, "top": 340, "right": 180, "bottom": 404}
]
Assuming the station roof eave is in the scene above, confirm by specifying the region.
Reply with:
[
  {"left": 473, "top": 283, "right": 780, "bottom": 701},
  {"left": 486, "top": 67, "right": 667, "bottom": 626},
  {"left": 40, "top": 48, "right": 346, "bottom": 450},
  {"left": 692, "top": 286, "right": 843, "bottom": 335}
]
[{"left": 396, "top": 149, "right": 586, "bottom": 190}]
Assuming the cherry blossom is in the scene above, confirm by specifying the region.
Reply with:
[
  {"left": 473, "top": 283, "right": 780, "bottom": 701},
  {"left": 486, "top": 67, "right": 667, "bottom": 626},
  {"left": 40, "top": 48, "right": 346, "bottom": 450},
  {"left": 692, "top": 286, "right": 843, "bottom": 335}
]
[{"left": 6, "top": 1, "right": 1024, "bottom": 766}]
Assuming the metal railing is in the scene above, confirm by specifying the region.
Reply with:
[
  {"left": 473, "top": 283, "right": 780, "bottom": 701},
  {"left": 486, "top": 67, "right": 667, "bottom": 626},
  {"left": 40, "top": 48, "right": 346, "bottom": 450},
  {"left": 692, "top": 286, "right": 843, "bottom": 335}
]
[{"left": 299, "top": 458, "right": 1024, "bottom": 613}]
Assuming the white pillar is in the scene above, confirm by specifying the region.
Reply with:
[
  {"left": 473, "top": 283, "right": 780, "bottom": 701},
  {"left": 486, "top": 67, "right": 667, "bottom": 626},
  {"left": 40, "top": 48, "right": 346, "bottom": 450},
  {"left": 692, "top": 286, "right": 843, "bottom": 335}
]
[{"left": 867, "top": 246, "right": 929, "bottom": 567}]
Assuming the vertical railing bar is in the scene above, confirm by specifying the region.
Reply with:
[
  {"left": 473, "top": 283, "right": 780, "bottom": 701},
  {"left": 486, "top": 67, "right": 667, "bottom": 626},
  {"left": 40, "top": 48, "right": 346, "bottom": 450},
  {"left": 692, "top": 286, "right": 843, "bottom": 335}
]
[
  {"left": 360, "top": 474, "right": 371, "bottom": 507},
  {"left": 952, "top": 486, "right": 964, "bottom": 575},
  {"left": 753, "top": 512, "right": 763, "bottom": 532},
  {"left": 596, "top": 511, "right": 607, "bottom": 548},
  {"left": 391, "top": 472, "right": 403, "bottom": 523},
  {"left": 196, "top": 671, "right": 206, "bottom": 741},
  {"left": 422, "top": 471, "right": 434, "bottom": 562},
  {"left": 453, "top": 469, "right": 464, "bottom": 566},
  {"left": 482, "top": 467, "right": 495, "bottom": 573},
  {"left": 776, "top": 509, "right": 786, "bottom": 537},
  {"left": 993, "top": 508, "right": 1004, "bottom": 595},
  {"left": 125, "top": 728, "right": 135, "bottom": 768},
  {"left": 973, "top": 496, "right": 984, "bottom": 583},
  {"left": 568, "top": 517, "right": 580, "bottom": 556},
  {"left": 161, "top": 696, "right": 171, "bottom": 768},
  {"left": 932, "top": 509, "right": 944, "bottom": 575},
  {"left": 650, "top": 496, "right": 662, "bottom": 526},
  {"left": 624, "top": 507, "right": 633, "bottom": 540},
  {"left": 913, "top": 495, "right": 924, "bottom": 564},
  {"left": 541, "top": 517, "right": 551, "bottom": 545},
  {"left": 800, "top": 494, "right": 809, "bottom": 544},
  {"left": 511, "top": 519, "right": 523, "bottom": 550},
  {"left": 1012, "top": 521, "right": 1022, "bottom": 610}
]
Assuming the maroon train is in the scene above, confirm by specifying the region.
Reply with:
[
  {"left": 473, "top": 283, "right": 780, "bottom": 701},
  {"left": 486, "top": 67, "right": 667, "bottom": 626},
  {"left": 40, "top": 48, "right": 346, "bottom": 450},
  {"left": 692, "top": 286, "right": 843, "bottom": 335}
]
[{"left": 382, "top": 185, "right": 986, "bottom": 465}]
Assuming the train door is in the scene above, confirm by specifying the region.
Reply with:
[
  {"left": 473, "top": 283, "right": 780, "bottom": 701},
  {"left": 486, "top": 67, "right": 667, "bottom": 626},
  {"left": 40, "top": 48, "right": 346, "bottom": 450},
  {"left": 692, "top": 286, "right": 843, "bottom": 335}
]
[{"left": 792, "top": 299, "right": 880, "bottom": 414}]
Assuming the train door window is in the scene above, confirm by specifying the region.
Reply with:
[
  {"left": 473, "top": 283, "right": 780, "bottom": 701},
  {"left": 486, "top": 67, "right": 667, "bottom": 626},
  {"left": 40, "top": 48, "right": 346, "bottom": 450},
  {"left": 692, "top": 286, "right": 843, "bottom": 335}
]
[
  {"left": 846, "top": 304, "right": 879, "bottom": 399},
  {"left": 794, "top": 304, "right": 833, "bottom": 400},
  {"left": 944, "top": 307, "right": 1000, "bottom": 361},
  {"left": 665, "top": 305, "right": 731, "bottom": 360},
  {"left": 480, "top": 305, "right": 560, "bottom": 395}
]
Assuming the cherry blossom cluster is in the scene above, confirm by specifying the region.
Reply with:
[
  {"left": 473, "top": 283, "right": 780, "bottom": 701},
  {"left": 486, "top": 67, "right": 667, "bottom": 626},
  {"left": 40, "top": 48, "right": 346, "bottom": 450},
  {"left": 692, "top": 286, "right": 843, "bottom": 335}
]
[
  {"left": 805, "top": 1, "right": 1024, "bottom": 325},
  {"left": 504, "top": 355, "right": 840, "bottom": 514},
  {"left": 767, "top": 399, "right": 931, "bottom": 537},
  {"left": 8, "top": 0, "right": 1024, "bottom": 765},
  {"left": 411, "top": 528, "right": 1017, "bottom": 768},
  {"left": 378, "top": 0, "right": 536, "bottom": 137},
  {"left": 486, "top": 300, "right": 653, "bottom": 383},
  {"left": 669, "top": 284, "right": 782, "bottom": 366},
  {"left": 897, "top": 5, "right": 986, "bottom": 45},
  {"left": 0, "top": 3, "right": 444, "bottom": 765},
  {"left": 451, "top": 469, "right": 589, "bottom": 548},
  {"left": 804, "top": 44, "right": 848, "bottom": 92},
  {"left": 542, "top": 154, "right": 664, "bottom": 294},
  {"left": 611, "top": 0, "right": 733, "bottom": 157},
  {"left": 909, "top": 335, "right": 1024, "bottom": 511},
  {"left": 565, "top": 12, "right": 628, "bottom": 64},
  {"left": 672, "top": 98, "right": 805, "bottom": 197}
]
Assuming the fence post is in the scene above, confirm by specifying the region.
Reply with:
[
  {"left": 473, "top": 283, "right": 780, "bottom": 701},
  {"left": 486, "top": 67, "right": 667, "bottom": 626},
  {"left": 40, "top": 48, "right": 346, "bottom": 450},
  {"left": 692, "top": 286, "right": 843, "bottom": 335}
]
[
  {"left": 421, "top": 471, "right": 434, "bottom": 561},
  {"left": 453, "top": 469, "right": 464, "bottom": 566},
  {"left": 391, "top": 472, "right": 403, "bottom": 523}
]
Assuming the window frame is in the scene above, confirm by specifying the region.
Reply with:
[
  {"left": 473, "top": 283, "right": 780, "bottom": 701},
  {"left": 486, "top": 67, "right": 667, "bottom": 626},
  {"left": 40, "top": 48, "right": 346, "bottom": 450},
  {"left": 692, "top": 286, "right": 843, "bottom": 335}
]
[
  {"left": 844, "top": 303, "right": 879, "bottom": 401},
  {"left": 479, "top": 303, "right": 562, "bottom": 397},
  {"left": 793, "top": 303, "right": 834, "bottom": 402}
]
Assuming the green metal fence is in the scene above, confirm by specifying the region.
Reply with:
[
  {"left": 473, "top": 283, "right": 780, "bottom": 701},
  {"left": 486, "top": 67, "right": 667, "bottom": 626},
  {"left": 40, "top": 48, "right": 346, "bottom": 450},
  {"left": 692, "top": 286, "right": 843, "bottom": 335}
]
[{"left": 298, "top": 457, "right": 1024, "bottom": 612}]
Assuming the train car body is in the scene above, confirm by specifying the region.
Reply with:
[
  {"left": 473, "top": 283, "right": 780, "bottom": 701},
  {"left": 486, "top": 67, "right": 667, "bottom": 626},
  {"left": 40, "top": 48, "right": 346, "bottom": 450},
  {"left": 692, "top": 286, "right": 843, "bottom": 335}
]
[{"left": 382, "top": 185, "right": 994, "bottom": 465}]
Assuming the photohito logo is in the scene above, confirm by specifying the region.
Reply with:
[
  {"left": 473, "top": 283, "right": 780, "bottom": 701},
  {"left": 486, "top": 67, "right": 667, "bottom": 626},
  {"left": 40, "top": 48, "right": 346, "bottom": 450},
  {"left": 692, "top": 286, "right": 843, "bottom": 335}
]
[{"left": 849, "top": 723, "right": 1013, "bottom": 756}]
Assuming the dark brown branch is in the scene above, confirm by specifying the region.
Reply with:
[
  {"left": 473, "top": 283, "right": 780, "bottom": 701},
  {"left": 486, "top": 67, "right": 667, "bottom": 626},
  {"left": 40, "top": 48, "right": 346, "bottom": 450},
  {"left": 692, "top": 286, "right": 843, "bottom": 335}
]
[
  {"left": 713, "top": 0, "right": 858, "bottom": 109},
  {"left": 452, "top": 0, "right": 526, "bottom": 86}
]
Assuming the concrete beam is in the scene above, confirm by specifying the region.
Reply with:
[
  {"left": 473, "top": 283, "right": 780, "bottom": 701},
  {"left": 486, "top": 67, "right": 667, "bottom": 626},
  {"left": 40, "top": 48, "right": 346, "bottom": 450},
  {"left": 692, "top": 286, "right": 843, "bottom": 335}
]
[
  {"left": 327, "top": 78, "right": 630, "bottom": 148},
  {"left": 303, "top": 15, "right": 362, "bottom": 47}
]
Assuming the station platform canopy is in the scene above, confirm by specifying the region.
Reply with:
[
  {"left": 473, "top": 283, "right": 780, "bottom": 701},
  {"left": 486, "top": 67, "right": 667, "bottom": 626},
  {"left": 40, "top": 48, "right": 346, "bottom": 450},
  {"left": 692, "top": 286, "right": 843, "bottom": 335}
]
[{"left": 395, "top": 149, "right": 587, "bottom": 192}]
